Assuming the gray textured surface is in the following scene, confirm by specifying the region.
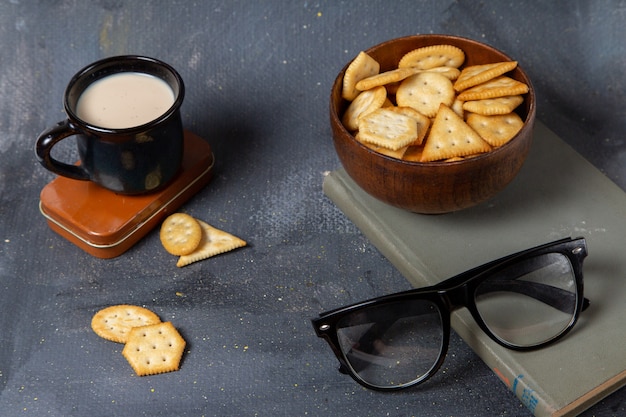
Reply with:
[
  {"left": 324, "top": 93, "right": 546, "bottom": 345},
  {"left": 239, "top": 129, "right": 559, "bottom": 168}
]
[{"left": 0, "top": 1, "right": 624, "bottom": 416}]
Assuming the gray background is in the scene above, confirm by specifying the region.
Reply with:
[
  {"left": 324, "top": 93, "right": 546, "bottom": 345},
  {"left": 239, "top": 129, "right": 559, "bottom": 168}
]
[{"left": 0, "top": 1, "right": 624, "bottom": 416}]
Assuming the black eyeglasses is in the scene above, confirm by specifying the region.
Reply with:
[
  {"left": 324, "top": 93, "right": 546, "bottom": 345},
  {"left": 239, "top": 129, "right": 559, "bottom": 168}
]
[{"left": 311, "top": 237, "right": 589, "bottom": 391}]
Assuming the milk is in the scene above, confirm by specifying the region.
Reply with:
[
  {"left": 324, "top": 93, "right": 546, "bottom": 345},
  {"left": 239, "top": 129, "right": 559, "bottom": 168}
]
[{"left": 76, "top": 72, "right": 175, "bottom": 129}]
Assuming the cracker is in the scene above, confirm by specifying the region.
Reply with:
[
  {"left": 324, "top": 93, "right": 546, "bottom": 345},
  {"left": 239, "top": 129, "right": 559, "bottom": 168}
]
[
  {"left": 422, "top": 66, "right": 461, "bottom": 80},
  {"left": 382, "top": 97, "right": 395, "bottom": 107},
  {"left": 396, "top": 72, "right": 455, "bottom": 118},
  {"left": 453, "top": 61, "right": 518, "bottom": 92},
  {"left": 402, "top": 145, "right": 424, "bottom": 162},
  {"left": 420, "top": 104, "right": 491, "bottom": 162},
  {"left": 91, "top": 305, "right": 161, "bottom": 344},
  {"left": 462, "top": 95, "right": 524, "bottom": 116},
  {"left": 160, "top": 213, "right": 202, "bottom": 256},
  {"left": 356, "top": 132, "right": 409, "bottom": 159},
  {"left": 385, "top": 106, "right": 430, "bottom": 145},
  {"left": 457, "top": 76, "right": 529, "bottom": 101},
  {"left": 341, "top": 86, "right": 387, "bottom": 131},
  {"left": 398, "top": 44, "right": 465, "bottom": 69},
  {"left": 177, "top": 220, "right": 247, "bottom": 267},
  {"left": 355, "top": 67, "right": 421, "bottom": 91},
  {"left": 450, "top": 98, "right": 465, "bottom": 119},
  {"left": 122, "top": 321, "right": 186, "bottom": 376},
  {"left": 466, "top": 112, "right": 524, "bottom": 147},
  {"left": 342, "top": 51, "right": 380, "bottom": 101},
  {"left": 356, "top": 108, "right": 418, "bottom": 150}
]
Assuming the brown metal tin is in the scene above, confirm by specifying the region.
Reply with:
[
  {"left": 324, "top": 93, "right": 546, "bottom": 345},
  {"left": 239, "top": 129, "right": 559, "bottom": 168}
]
[{"left": 39, "top": 130, "right": 214, "bottom": 258}]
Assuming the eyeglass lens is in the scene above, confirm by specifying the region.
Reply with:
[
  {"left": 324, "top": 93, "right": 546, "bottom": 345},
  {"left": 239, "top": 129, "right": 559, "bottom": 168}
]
[
  {"left": 475, "top": 252, "right": 578, "bottom": 347},
  {"left": 333, "top": 252, "right": 578, "bottom": 389},
  {"left": 336, "top": 299, "right": 444, "bottom": 389}
]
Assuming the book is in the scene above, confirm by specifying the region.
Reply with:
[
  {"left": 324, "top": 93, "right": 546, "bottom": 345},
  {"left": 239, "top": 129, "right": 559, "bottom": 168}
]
[{"left": 323, "top": 120, "right": 626, "bottom": 417}]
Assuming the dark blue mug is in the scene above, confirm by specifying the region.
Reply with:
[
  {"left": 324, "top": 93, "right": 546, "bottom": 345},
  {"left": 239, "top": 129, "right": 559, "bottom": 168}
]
[{"left": 36, "top": 55, "right": 185, "bottom": 194}]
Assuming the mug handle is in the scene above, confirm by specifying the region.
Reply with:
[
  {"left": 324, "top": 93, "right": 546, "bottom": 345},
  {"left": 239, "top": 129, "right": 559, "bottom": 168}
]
[{"left": 35, "top": 120, "right": 90, "bottom": 181}]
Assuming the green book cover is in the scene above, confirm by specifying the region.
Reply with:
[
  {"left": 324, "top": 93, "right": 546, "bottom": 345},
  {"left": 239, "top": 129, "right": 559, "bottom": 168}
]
[{"left": 322, "top": 121, "right": 626, "bottom": 417}]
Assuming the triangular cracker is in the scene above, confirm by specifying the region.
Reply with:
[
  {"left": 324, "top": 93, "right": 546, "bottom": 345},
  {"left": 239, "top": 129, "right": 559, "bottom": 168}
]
[
  {"left": 177, "top": 220, "right": 247, "bottom": 267},
  {"left": 453, "top": 61, "right": 518, "bottom": 92},
  {"left": 457, "top": 76, "right": 528, "bottom": 101},
  {"left": 421, "top": 104, "right": 491, "bottom": 162}
]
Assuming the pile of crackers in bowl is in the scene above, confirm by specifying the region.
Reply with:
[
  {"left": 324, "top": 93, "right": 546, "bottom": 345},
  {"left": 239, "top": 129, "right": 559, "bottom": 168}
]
[{"left": 341, "top": 44, "right": 529, "bottom": 162}]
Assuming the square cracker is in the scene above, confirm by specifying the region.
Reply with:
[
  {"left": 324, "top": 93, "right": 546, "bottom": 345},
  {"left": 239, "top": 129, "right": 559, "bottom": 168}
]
[
  {"left": 177, "top": 220, "right": 247, "bottom": 267},
  {"left": 385, "top": 106, "right": 430, "bottom": 145},
  {"left": 356, "top": 108, "right": 418, "bottom": 151}
]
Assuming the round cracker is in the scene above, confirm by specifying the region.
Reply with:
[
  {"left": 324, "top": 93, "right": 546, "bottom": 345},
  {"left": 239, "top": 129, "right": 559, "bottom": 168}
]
[
  {"left": 342, "top": 51, "right": 380, "bottom": 101},
  {"left": 160, "top": 213, "right": 202, "bottom": 256},
  {"left": 396, "top": 72, "right": 455, "bottom": 118},
  {"left": 341, "top": 86, "right": 387, "bottom": 131},
  {"left": 91, "top": 305, "right": 161, "bottom": 343},
  {"left": 398, "top": 44, "right": 465, "bottom": 69}
]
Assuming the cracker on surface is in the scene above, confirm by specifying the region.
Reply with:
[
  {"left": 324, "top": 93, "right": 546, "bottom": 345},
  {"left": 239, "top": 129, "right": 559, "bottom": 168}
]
[
  {"left": 91, "top": 305, "right": 161, "bottom": 344},
  {"left": 177, "top": 220, "right": 247, "bottom": 268},
  {"left": 122, "top": 321, "right": 186, "bottom": 376},
  {"left": 159, "top": 213, "right": 202, "bottom": 256}
]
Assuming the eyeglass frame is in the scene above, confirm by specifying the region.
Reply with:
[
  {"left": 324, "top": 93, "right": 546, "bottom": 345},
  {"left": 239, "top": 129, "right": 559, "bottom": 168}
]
[{"left": 311, "top": 236, "right": 589, "bottom": 391}]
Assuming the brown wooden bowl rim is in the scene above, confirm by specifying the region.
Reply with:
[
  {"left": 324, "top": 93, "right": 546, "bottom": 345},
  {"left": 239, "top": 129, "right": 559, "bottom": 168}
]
[{"left": 330, "top": 34, "right": 537, "bottom": 168}]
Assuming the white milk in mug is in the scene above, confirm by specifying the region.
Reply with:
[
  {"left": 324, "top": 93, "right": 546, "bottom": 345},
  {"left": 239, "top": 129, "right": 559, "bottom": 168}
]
[{"left": 76, "top": 72, "right": 175, "bottom": 129}]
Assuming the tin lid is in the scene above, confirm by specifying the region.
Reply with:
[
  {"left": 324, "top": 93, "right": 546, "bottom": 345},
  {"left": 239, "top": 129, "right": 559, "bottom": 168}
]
[{"left": 39, "top": 130, "right": 214, "bottom": 257}]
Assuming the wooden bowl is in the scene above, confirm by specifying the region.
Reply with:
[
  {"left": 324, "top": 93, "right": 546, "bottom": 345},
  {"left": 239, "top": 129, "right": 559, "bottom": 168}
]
[{"left": 330, "top": 34, "right": 536, "bottom": 214}]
